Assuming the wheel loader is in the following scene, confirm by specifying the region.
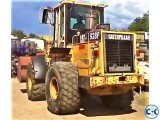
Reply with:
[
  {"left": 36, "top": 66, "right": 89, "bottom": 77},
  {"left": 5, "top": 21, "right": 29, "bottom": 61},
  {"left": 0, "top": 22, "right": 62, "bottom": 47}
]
[{"left": 24, "top": 0, "right": 144, "bottom": 114}]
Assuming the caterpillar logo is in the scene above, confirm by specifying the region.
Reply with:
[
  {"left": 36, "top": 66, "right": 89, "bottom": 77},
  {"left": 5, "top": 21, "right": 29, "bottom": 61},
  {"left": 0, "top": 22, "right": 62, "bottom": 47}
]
[{"left": 106, "top": 34, "right": 132, "bottom": 40}]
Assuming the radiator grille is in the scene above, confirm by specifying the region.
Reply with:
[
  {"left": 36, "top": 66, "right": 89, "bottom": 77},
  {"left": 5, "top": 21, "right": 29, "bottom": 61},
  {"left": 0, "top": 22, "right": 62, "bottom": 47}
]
[{"left": 105, "top": 40, "right": 134, "bottom": 73}]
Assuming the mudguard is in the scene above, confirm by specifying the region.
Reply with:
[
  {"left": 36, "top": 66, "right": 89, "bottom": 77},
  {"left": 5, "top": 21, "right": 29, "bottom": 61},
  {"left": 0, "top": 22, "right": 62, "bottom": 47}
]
[
  {"left": 31, "top": 56, "right": 47, "bottom": 81},
  {"left": 17, "top": 56, "right": 31, "bottom": 83}
]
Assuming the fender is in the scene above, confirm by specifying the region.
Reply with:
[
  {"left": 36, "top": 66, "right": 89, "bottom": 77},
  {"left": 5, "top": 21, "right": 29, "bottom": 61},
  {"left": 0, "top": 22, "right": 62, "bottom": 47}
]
[
  {"left": 31, "top": 56, "right": 47, "bottom": 81},
  {"left": 17, "top": 56, "right": 31, "bottom": 83}
]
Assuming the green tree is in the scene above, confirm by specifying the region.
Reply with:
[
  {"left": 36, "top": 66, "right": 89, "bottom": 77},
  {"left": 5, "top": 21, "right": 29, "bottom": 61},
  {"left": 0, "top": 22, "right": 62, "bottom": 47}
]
[
  {"left": 11, "top": 29, "right": 27, "bottom": 39},
  {"left": 29, "top": 33, "right": 37, "bottom": 38},
  {"left": 38, "top": 36, "right": 46, "bottom": 40},
  {"left": 129, "top": 12, "right": 149, "bottom": 32},
  {"left": 28, "top": 33, "right": 46, "bottom": 40}
]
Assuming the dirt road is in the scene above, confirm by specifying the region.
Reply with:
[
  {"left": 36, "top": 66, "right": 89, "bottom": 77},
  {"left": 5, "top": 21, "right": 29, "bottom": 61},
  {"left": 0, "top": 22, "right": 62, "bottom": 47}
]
[{"left": 12, "top": 78, "right": 148, "bottom": 120}]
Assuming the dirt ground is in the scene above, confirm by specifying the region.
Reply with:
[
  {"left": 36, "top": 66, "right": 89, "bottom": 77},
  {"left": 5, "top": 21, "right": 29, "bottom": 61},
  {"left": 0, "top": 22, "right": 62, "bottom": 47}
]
[{"left": 12, "top": 78, "right": 149, "bottom": 120}]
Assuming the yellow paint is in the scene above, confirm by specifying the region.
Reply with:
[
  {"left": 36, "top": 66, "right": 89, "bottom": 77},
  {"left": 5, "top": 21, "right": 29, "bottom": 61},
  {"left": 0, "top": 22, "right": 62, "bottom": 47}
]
[
  {"left": 78, "top": 69, "right": 89, "bottom": 76},
  {"left": 136, "top": 33, "right": 145, "bottom": 42},
  {"left": 27, "top": 76, "right": 32, "bottom": 91},
  {"left": 69, "top": 30, "right": 144, "bottom": 94},
  {"left": 50, "top": 77, "right": 58, "bottom": 100},
  {"left": 38, "top": 35, "right": 54, "bottom": 42},
  {"left": 86, "top": 84, "right": 134, "bottom": 95},
  {"left": 117, "top": 30, "right": 145, "bottom": 42},
  {"left": 89, "top": 74, "right": 144, "bottom": 89},
  {"left": 54, "top": 0, "right": 106, "bottom": 10},
  {"left": 77, "top": 59, "right": 90, "bottom": 68},
  {"left": 71, "top": 43, "right": 93, "bottom": 71}
]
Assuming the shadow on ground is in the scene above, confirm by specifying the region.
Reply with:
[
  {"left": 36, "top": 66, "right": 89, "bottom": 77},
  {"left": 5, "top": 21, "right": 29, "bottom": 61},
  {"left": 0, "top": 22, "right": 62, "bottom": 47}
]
[
  {"left": 20, "top": 89, "right": 27, "bottom": 93},
  {"left": 79, "top": 95, "right": 136, "bottom": 117}
]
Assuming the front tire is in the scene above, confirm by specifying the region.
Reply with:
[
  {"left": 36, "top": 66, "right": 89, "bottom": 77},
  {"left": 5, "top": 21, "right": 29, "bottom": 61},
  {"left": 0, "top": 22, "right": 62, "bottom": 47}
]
[
  {"left": 26, "top": 62, "right": 46, "bottom": 101},
  {"left": 45, "top": 62, "right": 80, "bottom": 115}
]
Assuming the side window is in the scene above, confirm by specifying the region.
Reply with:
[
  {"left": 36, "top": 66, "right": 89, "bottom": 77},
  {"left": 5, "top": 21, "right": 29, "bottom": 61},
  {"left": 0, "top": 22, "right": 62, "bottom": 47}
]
[
  {"left": 69, "top": 6, "right": 102, "bottom": 30},
  {"left": 61, "top": 7, "right": 64, "bottom": 37},
  {"left": 70, "top": 18, "right": 85, "bottom": 29},
  {"left": 70, "top": 6, "right": 86, "bottom": 30},
  {"left": 70, "top": 18, "right": 77, "bottom": 29},
  {"left": 55, "top": 10, "right": 59, "bottom": 46}
]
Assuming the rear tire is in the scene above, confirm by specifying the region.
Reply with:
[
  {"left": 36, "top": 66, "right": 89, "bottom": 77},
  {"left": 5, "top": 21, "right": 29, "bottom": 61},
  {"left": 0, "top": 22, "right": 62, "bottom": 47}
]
[
  {"left": 26, "top": 62, "right": 46, "bottom": 101},
  {"left": 45, "top": 62, "right": 80, "bottom": 115},
  {"left": 20, "top": 69, "right": 27, "bottom": 82},
  {"left": 101, "top": 89, "right": 134, "bottom": 109}
]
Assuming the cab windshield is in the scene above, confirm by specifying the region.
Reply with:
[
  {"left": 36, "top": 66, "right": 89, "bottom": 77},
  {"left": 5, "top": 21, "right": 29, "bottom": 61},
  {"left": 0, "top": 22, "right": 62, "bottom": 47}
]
[{"left": 70, "top": 5, "right": 104, "bottom": 30}]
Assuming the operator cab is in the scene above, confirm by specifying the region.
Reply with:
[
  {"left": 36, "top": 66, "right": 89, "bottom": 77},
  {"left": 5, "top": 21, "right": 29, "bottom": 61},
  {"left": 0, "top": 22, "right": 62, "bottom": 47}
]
[
  {"left": 40, "top": 0, "right": 110, "bottom": 48},
  {"left": 68, "top": 4, "right": 104, "bottom": 44}
]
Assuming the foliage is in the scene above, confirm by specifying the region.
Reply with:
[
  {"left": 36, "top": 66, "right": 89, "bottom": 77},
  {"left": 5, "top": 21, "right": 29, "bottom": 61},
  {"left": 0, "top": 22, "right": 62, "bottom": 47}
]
[
  {"left": 11, "top": 29, "right": 47, "bottom": 41},
  {"left": 29, "top": 33, "right": 37, "bottom": 38},
  {"left": 128, "top": 12, "right": 149, "bottom": 32},
  {"left": 11, "top": 29, "right": 27, "bottom": 39}
]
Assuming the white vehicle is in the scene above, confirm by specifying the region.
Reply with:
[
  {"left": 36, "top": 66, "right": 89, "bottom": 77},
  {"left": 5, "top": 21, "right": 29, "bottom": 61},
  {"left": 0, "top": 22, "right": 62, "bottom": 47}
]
[
  {"left": 138, "top": 61, "right": 149, "bottom": 80},
  {"left": 21, "top": 38, "right": 45, "bottom": 50},
  {"left": 139, "top": 43, "right": 148, "bottom": 50},
  {"left": 11, "top": 35, "right": 18, "bottom": 39}
]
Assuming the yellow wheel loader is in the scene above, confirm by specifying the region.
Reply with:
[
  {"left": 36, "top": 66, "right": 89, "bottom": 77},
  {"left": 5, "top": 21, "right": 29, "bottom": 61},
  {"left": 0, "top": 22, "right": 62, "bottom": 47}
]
[{"left": 26, "top": 0, "right": 144, "bottom": 114}]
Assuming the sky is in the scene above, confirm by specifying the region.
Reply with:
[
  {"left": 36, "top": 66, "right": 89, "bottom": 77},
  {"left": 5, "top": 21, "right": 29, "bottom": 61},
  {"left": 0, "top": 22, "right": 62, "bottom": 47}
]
[{"left": 11, "top": 0, "right": 149, "bottom": 35}]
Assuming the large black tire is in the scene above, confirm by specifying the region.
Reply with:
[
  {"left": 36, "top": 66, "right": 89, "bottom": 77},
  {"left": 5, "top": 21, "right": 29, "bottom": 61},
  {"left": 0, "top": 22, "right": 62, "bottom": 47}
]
[
  {"left": 26, "top": 62, "right": 46, "bottom": 101},
  {"left": 15, "top": 41, "right": 21, "bottom": 56},
  {"left": 101, "top": 89, "right": 134, "bottom": 109},
  {"left": 45, "top": 62, "right": 80, "bottom": 115},
  {"left": 29, "top": 41, "right": 37, "bottom": 56},
  {"left": 11, "top": 59, "right": 16, "bottom": 78},
  {"left": 11, "top": 65, "right": 17, "bottom": 78}
]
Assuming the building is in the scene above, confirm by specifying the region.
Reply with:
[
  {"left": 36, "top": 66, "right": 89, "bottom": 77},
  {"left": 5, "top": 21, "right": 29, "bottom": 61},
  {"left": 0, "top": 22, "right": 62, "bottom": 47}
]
[{"left": 38, "top": 35, "right": 54, "bottom": 42}]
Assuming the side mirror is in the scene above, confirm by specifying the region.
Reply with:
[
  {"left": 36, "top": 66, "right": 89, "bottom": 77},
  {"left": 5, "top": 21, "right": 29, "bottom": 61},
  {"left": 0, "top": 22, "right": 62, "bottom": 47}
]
[
  {"left": 39, "top": 7, "right": 54, "bottom": 25},
  {"left": 42, "top": 9, "right": 48, "bottom": 23},
  {"left": 39, "top": 8, "right": 48, "bottom": 24}
]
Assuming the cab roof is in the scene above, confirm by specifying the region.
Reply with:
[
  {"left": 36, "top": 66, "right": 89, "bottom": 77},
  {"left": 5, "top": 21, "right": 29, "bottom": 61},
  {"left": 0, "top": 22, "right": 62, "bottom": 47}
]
[{"left": 53, "top": 0, "right": 107, "bottom": 10}]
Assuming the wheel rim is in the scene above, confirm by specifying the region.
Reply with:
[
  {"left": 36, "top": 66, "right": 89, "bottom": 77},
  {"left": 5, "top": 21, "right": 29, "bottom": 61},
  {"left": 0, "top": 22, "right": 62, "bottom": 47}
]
[
  {"left": 28, "top": 75, "right": 32, "bottom": 91},
  {"left": 50, "top": 77, "right": 59, "bottom": 100}
]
